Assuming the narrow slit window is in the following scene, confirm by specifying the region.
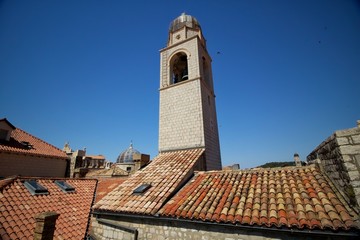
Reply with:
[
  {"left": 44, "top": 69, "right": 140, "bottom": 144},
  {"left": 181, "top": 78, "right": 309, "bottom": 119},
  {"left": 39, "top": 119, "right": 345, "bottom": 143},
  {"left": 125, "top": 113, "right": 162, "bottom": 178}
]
[
  {"left": 24, "top": 180, "right": 49, "bottom": 195},
  {"left": 55, "top": 180, "right": 75, "bottom": 193},
  {"left": 133, "top": 184, "right": 151, "bottom": 195}
]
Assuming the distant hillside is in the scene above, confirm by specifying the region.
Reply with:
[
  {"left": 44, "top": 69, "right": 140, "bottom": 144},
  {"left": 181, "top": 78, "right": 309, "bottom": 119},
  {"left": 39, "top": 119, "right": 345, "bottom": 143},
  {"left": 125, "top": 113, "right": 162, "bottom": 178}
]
[{"left": 257, "top": 161, "right": 305, "bottom": 168}]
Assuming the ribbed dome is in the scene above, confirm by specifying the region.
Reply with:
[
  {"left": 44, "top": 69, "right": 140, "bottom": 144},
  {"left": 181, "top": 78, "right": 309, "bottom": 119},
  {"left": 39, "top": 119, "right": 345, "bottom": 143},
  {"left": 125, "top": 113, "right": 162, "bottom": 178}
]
[
  {"left": 169, "top": 13, "right": 201, "bottom": 33},
  {"left": 116, "top": 143, "right": 140, "bottom": 163}
]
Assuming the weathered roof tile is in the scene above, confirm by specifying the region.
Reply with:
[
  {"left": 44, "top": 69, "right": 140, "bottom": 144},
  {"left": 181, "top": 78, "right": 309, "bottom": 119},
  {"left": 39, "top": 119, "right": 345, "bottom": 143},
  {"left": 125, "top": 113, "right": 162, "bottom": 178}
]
[
  {"left": 0, "top": 128, "right": 67, "bottom": 159},
  {"left": 159, "top": 166, "right": 359, "bottom": 231},
  {"left": 94, "top": 148, "right": 204, "bottom": 215},
  {"left": 0, "top": 177, "right": 96, "bottom": 239}
]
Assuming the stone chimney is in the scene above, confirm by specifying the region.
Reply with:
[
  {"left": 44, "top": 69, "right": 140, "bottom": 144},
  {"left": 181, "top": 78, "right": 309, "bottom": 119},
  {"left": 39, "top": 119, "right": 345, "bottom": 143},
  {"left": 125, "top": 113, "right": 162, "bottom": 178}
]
[
  {"left": 34, "top": 212, "right": 60, "bottom": 240},
  {"left": 294, "top": 153, "right": 301, "bottom": 167}
]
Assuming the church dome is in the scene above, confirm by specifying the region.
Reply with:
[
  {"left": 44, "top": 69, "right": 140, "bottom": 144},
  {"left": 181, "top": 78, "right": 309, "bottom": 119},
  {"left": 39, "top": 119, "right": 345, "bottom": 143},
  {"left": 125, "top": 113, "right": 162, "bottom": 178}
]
[
  {"left": 169, "top": 13, "right": 201, "bottom": 33},
  {"left": 116, "top": 143, "right": 140, "bottom": 163}
]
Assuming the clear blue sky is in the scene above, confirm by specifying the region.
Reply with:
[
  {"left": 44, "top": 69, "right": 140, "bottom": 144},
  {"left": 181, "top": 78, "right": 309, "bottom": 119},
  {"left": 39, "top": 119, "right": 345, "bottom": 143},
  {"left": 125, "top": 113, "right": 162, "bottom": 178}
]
[{"left": 1, "top": 1, "right": 359, "bottom": 169}]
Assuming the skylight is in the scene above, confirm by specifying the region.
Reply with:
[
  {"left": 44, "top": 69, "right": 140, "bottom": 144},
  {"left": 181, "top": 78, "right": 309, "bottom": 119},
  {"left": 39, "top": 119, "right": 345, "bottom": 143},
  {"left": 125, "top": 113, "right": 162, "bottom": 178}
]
[
  {"left": 133, "top": 184, "right": 151, "bottom": 195},
  {"left": 24, "top": 180, "right": 49, "bottom": 195},
  {"left": 55, "top": 180, "right": 75, "bottom": 193}
]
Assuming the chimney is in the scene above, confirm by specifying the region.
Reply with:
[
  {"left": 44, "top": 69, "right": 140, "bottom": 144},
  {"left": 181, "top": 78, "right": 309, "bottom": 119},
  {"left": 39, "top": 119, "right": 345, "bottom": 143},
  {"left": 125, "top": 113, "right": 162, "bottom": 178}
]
[
  {"left": 357, "top": 120, "right": 360, "bottom": 128},
  {"left": 294, "top": 153, "right": 301, "bottom": 167},
  {"left": 34, "top": 212, "right": 60, "bottom": 240}
]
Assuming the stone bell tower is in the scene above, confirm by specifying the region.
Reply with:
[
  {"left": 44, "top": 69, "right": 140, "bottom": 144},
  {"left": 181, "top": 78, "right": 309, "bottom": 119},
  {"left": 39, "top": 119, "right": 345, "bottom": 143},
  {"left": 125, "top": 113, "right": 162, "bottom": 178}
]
[{"left": 158, "top": 13, "right": 222, "bottom": 170}]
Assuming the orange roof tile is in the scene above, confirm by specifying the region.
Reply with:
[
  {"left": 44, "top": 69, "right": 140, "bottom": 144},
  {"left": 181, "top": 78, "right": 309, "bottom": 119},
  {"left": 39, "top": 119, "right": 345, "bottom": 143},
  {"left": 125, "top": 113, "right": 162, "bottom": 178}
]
[
  {"left": 94, "top": 148, "right": 204, "bottom": 215},
  {"left": 0, "top": 177, "right": 97, "bottom": 240},
  {"left": 0, "top": 128, "right": 68, "bottom": 159},
  {"left": 85, "top": 166, "right": 129, "bottom": 178},
  {"left": 95, "top": 177, "right": 128, "bottom": 203},
  {"left": 159, "top": 166, "right": 360, "bottom": 231}
]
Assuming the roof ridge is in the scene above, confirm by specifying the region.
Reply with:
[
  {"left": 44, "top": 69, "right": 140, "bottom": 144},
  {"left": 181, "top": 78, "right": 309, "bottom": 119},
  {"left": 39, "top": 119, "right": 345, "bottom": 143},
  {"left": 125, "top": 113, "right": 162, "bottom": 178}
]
[
  {"left": 159, "top": 147, "right": 205, "bottom": 154},
  {"left": 15, "top": 177, "right": 98, "bottom": 185},
  {"left": 197, "top": 165, "right": 316, "bottom": 175}
]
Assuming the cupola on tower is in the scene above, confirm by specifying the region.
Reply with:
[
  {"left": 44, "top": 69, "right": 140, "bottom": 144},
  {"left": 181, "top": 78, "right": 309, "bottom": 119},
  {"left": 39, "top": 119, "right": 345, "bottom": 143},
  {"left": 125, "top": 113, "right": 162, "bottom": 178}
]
[{"left": 159, "top": 13, "right": 222, "bottom": 170}]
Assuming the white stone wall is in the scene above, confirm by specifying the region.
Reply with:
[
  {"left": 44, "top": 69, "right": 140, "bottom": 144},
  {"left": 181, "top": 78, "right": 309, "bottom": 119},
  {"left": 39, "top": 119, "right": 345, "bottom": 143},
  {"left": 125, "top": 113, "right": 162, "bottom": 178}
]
[
  {"left": 159, "top": 79, "right": 205, "bottom": 151},
  {"left": 159, "top": 29, "right": 222, "bottom": 170},
  {"left": 91, "top": 216, "right": 333, "bottom": 240},
  {"left": 307, "top": 124, "right": 360, "bottom": 207},
  {"left": 201, "top": 82, "right": 222, "bottom": 170},
  {"left": 197, "top": 41, "right": 221, "bottom": 170},
  {"left": 168, "top": 27, "right": 203, "bottom": 49},
  {"left": 169, "top": 28, "right": 186, "bottom": 45}
]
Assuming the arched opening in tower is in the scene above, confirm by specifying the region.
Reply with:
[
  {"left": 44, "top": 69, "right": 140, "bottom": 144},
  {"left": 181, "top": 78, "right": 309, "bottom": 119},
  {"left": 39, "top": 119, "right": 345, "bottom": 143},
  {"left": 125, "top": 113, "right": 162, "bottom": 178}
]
[{"left": 170, "top": 52, "right": 188, "bottom": 84}]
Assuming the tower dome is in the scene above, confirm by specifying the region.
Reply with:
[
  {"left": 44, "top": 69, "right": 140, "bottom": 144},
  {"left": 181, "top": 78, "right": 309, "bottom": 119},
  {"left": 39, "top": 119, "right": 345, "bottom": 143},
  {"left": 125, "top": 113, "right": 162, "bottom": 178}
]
[
  {"left": 116, "top": 142, "right": 140, "bottom": 163},
  {"left": 169, "top": 13, "right": 201, "bottom": 33}
]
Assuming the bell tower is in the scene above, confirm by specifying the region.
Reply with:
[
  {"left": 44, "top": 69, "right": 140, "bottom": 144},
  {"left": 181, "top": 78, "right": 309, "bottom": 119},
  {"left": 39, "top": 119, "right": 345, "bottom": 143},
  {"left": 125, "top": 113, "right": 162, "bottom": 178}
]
[{"left": 158, "top": 13, "right": 222, "bottom": 170}]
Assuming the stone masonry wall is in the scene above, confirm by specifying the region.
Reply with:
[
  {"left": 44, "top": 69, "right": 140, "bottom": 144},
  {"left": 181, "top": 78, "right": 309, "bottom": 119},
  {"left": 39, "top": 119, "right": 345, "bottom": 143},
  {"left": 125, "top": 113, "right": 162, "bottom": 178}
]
[
  {"left": 159, "top": 79, "right": 204, "bottom": 152},
  {"left": 159, "top": 36, "right": 204, "bottom": 153},
  {"left": 307, "top": 123, "right": 360, "bottom": 207},
  {"left": 159, "top": 30, "right": 221, "bottom": 170},
  {"left": 201, "top": 81, "right": 221, "bottom": 170},
  {"left": 90, "top": 215, "right": 336, "bottom": 240}
]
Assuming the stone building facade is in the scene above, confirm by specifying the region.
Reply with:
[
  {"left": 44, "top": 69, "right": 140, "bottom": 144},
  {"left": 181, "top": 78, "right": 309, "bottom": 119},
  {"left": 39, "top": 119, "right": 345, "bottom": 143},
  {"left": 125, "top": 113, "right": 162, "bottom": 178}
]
[
  {"left": 63, "top": 142, "right": 110, "bottom": 178},
  {"left": 307, "top": 121, "right": 360, "bottom": 207},
  {"left": 158, "top": 13, "right": 221, "bottom": 170},
  {"left": 90, "top": 215, "right": 353, "bottom": 240}
]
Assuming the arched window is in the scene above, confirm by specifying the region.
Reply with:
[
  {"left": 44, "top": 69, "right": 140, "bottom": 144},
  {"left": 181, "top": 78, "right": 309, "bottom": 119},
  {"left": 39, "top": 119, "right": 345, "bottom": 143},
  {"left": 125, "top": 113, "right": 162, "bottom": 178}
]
[{"left": 170, "top": 52, "right": 188, "bottom": 84}]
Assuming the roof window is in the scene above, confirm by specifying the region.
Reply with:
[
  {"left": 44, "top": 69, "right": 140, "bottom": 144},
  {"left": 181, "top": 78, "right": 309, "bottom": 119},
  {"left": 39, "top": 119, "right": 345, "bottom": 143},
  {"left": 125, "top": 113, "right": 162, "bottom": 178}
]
[
  {"left": 55, "top": 180, "right": 75, "bottom": 193},
  {"left": 133, "top": 183, "right": 151, "bottom": 195},
  {"left": 21, "top": 141, "right": 33, "bottom": 149},
  {"left": 24, "top": 180, "right": 49, "bottom": 195}
]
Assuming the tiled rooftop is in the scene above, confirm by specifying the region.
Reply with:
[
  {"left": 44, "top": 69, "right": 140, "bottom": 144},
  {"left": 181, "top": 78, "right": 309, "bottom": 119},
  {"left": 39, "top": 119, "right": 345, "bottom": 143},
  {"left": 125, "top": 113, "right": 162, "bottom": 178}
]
[
  {"left": 95, "top": 177, "right": 128, "bottom": 203},
  {"left": 94, "top": 148, "right": 204, "bottom": 215},
  {"left": 0, "top": 177, "right": 97, "bottom": 239},
  {"left": 85, "top": 166, "right": 129, "bottom": 178},
  {"left": 160, "top": 166, "right": 360, "bottom": 231},
  {"left": 0, "top": 128, "right": 68, "bottom": 159}
]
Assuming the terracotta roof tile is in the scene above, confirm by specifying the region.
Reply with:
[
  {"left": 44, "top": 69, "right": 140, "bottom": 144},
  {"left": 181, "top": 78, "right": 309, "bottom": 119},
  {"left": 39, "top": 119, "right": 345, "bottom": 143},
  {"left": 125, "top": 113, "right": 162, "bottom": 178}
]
[
  {"left": 0, "top": 128, "right": 67, "bottom": 159},
  {"left": 0, "top": 177, "right": 97, "bottom": 239},
  {"left": 94, "top": 177, "right": 127, "bottom": 203},
  {"left": 159, "top": 166, "right": 359, "bottom": 231},
  {"left": 93, "top": 148, "right": 204, "bottom": 215}
]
